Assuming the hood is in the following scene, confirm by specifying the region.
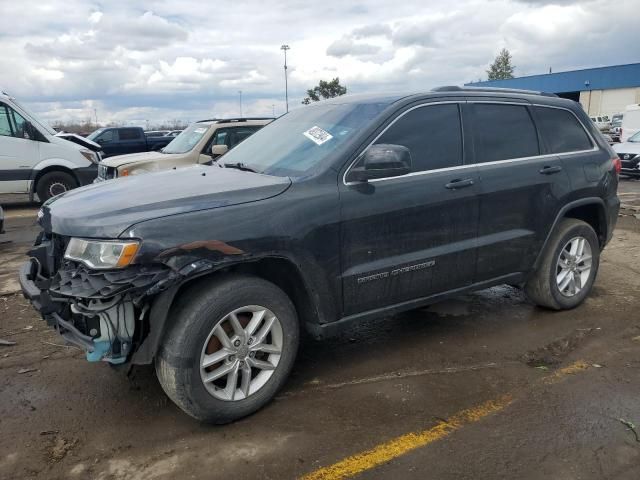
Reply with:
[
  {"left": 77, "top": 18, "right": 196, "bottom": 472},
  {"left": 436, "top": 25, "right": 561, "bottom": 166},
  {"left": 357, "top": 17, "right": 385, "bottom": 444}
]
[
  {"left": 55, "top": 132, "right": 102, "bottom": 152},
  {"left": 101, "top": 151, "right": 173, "bottom": 168},
  {"left": 613, "top": 141, "right": 640, "bottom": 155},
  {"left": 41, "top": 165, "right": 291, "bottom": 238}
]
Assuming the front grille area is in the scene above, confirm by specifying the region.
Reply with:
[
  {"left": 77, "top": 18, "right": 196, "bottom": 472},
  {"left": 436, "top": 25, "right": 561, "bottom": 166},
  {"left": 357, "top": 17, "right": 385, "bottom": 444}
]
[
  {"left": 618, "top": 153, "right": 638, "bottom": 161},
  {"left": 52, "top": 260, "right": 172, "bottom": 298}
]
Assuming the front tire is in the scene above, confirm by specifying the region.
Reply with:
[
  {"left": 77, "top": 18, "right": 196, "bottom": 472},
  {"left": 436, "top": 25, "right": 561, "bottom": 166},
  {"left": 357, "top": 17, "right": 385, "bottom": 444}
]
[
  {"left": 156, "top": 275, "right": 299, "bottom": 423},
  {"left": 36, "top": 171, "right": 78, "bottom": 202},
  {"left": 525, "top": 219, "right": 600, "bottom": 310}
]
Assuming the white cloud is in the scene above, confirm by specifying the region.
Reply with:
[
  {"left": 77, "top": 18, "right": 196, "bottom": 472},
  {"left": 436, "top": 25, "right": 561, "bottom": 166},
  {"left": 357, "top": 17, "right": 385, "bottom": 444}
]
[{"left": 0, "top": 0, "right": 636, "bottom": 125}]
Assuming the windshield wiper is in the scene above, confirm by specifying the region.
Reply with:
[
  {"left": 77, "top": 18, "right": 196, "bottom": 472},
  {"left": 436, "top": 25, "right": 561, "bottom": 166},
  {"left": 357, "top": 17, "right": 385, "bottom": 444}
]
[{"left": 223, "top": 162, "right": 258, "bottom": 173}]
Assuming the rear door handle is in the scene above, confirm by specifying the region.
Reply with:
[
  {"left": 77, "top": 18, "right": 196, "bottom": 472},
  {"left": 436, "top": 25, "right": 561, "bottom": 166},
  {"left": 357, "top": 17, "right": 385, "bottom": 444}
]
[
  {"left": 445, "top": 178, "right": 474, "bottom": 189},
  {"left": 539, "top": 165, "right": 563, "bottom": 175}
]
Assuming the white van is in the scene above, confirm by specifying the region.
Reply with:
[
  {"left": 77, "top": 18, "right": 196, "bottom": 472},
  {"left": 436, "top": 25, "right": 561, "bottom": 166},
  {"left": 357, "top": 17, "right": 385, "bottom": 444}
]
[
  {"left": 621, "top": 104, "right": 640, "bottom": 143},
  {"left": 0, "top": 90, "right": 101, "bottom": 201}
]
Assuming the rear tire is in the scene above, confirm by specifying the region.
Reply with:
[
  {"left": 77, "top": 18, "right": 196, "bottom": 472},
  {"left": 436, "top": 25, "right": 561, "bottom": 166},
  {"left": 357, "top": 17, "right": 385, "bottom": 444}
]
[
  {"left": 525, "top": 219, "right": 600, "bottom": 310},
  {"left": 156, "top": 275, "right": 299, "bottom": 423},
  {"left": 36, "top": 171, "right": 78, "bottom": 202}
]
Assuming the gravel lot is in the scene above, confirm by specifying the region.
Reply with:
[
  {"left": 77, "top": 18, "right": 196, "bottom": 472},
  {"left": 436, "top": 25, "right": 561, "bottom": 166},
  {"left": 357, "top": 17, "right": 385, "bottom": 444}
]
[{"left": 1, "top": 180, "right": 640, "bottom": 480}]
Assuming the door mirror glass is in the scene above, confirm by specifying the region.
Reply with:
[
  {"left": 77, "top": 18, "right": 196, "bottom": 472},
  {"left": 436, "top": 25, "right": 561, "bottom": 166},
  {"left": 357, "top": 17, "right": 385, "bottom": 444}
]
[
  {"left": 210, "top": 144, "right": 229, "bottom": 157},
  {"left": 348, "top": 144, "right": 412, "bottom": 182}
]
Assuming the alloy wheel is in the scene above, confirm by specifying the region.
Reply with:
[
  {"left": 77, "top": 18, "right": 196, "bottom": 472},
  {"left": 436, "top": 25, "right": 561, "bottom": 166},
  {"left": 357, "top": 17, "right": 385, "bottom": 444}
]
[
  {"left": 556, "top": 236, "right": 593, "bottom": 297},
  {"left": 199, "top": 305, "right": 283, "bottom": 401}
]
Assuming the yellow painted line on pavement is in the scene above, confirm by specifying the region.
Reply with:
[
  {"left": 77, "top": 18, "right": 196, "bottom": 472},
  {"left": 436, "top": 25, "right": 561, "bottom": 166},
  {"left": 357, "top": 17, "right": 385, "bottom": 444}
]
[
  {"left": 300, "top": 360, "right": 590, "bottom": 480},
  {"left": 543, "top": 360, "right": 589, "bottom": 384},
  {"left": 299, "top": 395, "right": 512, "bottom": 480}
]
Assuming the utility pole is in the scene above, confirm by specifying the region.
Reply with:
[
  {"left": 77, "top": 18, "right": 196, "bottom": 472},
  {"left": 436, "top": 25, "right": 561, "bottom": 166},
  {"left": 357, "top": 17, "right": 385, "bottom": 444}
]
[
  {"left": 94, "top": 108, "right": 98, "bottom": 128},
  {"left": 280, "top": 44, "right": 290, "bottom": 113}
]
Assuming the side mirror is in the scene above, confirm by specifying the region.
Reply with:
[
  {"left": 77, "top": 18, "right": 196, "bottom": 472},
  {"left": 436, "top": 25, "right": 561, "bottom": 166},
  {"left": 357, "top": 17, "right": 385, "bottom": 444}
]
[
  {"left": 210, "top": 144, "right": 229, "bottom": 157},
  {"left": 347, "top": 144, "right": 412, "bottom": 182}
]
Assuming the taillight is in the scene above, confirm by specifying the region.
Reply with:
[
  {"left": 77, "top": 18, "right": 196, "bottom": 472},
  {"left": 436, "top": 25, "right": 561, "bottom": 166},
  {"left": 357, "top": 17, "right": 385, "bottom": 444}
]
[{"left": 612, "top": 156, "right": 621, "bottom": 175}]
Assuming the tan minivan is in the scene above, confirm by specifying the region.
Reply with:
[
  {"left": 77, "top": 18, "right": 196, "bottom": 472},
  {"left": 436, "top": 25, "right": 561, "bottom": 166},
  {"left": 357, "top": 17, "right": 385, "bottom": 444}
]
[{"left": 95, "top": 118, "right": 273, "bottom": 181}]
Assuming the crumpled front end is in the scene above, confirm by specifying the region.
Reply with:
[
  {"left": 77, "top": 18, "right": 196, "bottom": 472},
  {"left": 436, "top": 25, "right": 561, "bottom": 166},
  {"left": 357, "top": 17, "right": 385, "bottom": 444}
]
[{"left": 19, "top": 233, "right": 179, "bottom": 364}]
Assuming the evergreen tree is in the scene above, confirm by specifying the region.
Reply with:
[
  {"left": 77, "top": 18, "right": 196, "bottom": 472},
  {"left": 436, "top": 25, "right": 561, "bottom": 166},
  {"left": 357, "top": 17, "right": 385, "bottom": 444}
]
[{"left": 487, "top": 49, "right": 515, "bottom": 80}]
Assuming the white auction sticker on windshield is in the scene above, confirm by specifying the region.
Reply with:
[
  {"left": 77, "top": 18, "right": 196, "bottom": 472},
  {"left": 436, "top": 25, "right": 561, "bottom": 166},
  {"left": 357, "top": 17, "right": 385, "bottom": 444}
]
[
  {"left": 303, "top": 126, "right": 333, "bottom": 145},
  {"left": 194, "top": 127, "right": 207, "bottom": 134}
]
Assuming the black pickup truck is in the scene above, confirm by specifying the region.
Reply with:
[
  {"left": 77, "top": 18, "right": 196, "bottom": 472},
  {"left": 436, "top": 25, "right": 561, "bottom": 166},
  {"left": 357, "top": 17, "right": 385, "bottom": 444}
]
[{"left": 86, "top": 127, "right": 172, "bottom": 158}]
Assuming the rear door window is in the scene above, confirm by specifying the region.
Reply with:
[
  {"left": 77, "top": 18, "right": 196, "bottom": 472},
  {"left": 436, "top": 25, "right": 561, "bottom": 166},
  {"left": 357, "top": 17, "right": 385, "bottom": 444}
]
[
  {"left": 371, "top": 103, "right": 463, "bottom": 172},
  {"left": 471, "top": 104, "right": 539, "bottom": 163},
  {"left": 534, "top": 107, "right": 593, "bottom": 154},
  {"left": 119, "top": 128, "right": 141, "bottom": 140}
]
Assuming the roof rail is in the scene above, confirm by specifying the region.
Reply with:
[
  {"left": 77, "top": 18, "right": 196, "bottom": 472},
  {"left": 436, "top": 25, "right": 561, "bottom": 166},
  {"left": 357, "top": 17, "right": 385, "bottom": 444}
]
[
  {"left": 432, "top": 85, "right": 558, "bottom": 98},
  {"left": 196, "top": 117, "right": 275, "bottom": 123}
]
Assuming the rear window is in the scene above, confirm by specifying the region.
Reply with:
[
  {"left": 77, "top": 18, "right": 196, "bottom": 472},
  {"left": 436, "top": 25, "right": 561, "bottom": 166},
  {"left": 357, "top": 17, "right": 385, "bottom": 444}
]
[
  {"left": 534, "top": 107, "right": 593, "bottom": 154},
  {"left": 472, "top": 104, "right": 539, "bottom": 163}
]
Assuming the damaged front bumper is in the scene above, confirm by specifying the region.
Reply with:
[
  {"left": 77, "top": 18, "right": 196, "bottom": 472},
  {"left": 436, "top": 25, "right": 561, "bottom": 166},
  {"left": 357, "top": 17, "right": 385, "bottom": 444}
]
[{"left": 19, "top": 237, "right": 180, "bottom": 364}]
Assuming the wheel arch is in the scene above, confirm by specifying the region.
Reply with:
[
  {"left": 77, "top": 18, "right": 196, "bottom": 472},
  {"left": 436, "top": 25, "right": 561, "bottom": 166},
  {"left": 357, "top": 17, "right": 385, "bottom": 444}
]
[
  {"left": 131, "top": 255, "right": 335, "bottom": 365},
  {"left": 533, "top": 197, "right": 607, "bottom": 272},
  {"left": 30, "top": 165, "right": 80, "bottom": 200}
]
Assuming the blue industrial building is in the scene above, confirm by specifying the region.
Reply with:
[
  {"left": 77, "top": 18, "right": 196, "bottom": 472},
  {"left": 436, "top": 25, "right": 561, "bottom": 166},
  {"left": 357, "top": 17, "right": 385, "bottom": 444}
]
[{"left": 466, "top": 63, "right": 640, "bottom": 117}]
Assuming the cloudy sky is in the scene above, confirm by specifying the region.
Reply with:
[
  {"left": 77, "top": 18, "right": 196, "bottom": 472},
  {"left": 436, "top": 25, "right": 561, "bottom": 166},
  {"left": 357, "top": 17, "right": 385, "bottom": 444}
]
[{"left": 0, "top": 0, "right": 636, "bottom": 127}]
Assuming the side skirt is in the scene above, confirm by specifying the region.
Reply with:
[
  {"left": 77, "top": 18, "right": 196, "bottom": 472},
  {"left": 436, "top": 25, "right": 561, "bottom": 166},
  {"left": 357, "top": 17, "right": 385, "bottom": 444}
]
[{"left": 306, "top": 272, "right": 525, "bottom": 339}]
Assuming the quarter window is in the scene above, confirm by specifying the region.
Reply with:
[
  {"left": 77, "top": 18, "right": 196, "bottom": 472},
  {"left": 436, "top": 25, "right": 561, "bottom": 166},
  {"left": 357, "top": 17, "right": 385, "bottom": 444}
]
[
  {"left": 534, "top": 107, "right": 593, "bottom": 154},
  {"left": 371, "top": 103, "right": 463, "bottom": 172},
  {"left": 472, "top": 104, "right": 539, "bottom": 163}
]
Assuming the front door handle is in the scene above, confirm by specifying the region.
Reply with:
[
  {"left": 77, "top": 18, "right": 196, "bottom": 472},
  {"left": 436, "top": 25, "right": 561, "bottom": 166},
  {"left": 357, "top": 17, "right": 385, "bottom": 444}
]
[
  {"left": 539, "top": 165, "right": 563, "bottom": 175},
  {"left": 445, "top": 178, "right": 474, "bottom": 189}
]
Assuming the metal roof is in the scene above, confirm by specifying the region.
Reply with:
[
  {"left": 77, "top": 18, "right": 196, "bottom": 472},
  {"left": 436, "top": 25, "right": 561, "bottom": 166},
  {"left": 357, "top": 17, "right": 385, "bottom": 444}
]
[{"left": 465, "top": 63, "right": 640, "bottom": 94}]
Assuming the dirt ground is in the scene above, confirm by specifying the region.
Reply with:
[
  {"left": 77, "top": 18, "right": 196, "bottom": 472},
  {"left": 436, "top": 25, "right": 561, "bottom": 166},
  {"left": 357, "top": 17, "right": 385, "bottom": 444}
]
[{"left": 1, "top": 181, "right": 640, "bottom": 480}]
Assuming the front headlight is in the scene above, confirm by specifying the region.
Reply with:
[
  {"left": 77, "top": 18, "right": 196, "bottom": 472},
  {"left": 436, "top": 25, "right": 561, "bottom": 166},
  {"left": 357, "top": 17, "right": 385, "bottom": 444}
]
[
  {"left": 80, "top": 149, "right": 99, "bottom": 164},
  {"left": 64, "top": 238, "right": 140, "bottom": 269}
]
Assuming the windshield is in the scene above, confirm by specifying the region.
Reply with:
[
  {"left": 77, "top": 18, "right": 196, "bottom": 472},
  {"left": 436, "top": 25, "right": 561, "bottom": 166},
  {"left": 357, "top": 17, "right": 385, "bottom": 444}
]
[
  {"left": 219, "top": 102, "right": 389, "bottom": 177},
  {"left": 162, "top": 123, "right": 210, "bottom": 154},
  {"left": 10, "top": 97, "right": 57, "bottom": 136},
  {"left": 629, "top": 132, "right": 640, "bottom": 143}
]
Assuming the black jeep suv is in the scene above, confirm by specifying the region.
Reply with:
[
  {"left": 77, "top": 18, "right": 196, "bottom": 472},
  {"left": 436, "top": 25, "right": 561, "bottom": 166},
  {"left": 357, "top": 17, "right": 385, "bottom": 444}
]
[{"left": 20, "top": 87, "right": 620, "bottom": 423}]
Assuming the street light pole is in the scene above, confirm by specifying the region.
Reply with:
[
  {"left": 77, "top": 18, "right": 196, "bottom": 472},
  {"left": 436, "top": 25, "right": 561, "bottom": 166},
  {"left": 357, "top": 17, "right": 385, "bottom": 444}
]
[
  {"left": 280, "top": 44, "right": 290, "bottom": 113},
  {"left": 239, "top": 90, "right": 243, "bottom": 118}
]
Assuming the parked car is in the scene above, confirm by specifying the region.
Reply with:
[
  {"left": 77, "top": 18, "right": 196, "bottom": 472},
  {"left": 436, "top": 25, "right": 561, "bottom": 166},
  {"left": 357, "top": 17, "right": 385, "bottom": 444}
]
[
  {"left": 164, "top": 130, "right": 183, "bottom": 137},
  {"left": 95, "top": 118, "right": 272, "bottom": 181},
  {"left": 87, "top": 127, "right": 173, "bottom": 158},
  {"left": 620, "top": 104, "right": 640, "bottom": 143},
  {"left": 613, "top": 131, "right": 640, "bottom": 177},
  {"left": 0, "top": 90, "right": 101, "bottom": 201},
  {"left": 144, "top": 130, "right": 170, "bottom": 137},
  {"left": 589, "top": 115, "right": 611, "bottom": 131},
  {"left": 609, "top": 113, "right": 623, "bottom": 142},
  {"left": 20, "top": 86, "right": 620, "bottom": 423}
]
